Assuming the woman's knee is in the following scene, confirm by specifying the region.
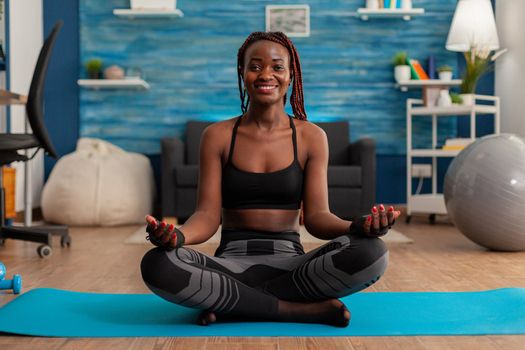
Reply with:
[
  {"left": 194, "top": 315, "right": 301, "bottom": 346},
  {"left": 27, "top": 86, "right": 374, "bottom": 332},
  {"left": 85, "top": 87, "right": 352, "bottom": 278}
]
[
  {"left": 332, "top": 235, "right": 389, "bottom": 277},
  {"left": 140, "top": 247, "right": 192, "bottom": 295}
]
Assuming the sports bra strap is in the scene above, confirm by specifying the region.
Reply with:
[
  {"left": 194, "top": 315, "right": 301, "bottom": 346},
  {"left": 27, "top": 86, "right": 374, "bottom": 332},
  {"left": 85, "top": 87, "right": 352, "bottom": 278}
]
[
  {"left": 227, "top": 116, "right": 243, "bottom": 164},
  {"left": 289, "top": 115, "right": 298, "bottom": 161}
]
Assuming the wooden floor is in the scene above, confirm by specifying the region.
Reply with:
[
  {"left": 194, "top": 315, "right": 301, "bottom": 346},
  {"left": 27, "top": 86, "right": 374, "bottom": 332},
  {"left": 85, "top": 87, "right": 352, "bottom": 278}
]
[{"left": 1, "top": 211, "right": 525, "bottom": 349}]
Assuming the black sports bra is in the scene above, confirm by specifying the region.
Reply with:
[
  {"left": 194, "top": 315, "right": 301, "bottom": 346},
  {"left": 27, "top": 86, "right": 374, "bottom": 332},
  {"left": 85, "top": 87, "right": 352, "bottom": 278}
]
[{"left": 221, "top": 115, "right": 304, "bottom": 210}]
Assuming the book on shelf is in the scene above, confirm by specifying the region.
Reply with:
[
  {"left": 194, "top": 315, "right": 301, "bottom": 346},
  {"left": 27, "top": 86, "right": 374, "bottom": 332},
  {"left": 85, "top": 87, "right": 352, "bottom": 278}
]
[
  {"left": 409, "top": 59, "right": 430, "bottom": 80},
  {"left": 390, "top": 0, "right": 397, "bottom": 9},
  {"left": 384, "top": 0, "right": 390, "bottom": 8},
  {"left": 441, "top": 138, "right": 474, "bottom": 150}
]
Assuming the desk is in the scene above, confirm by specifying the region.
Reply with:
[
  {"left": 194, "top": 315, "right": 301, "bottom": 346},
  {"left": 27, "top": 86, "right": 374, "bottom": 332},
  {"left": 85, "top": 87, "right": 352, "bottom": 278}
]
[{"left": 0, "top": 89, "right": 27, "bottom": 105}]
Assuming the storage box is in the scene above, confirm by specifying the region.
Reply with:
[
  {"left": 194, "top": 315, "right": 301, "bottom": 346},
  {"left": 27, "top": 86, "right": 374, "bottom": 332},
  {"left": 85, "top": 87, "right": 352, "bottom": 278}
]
[
  {"left": 2, "top": 166, "right": 16, "bottom": 219},
  {"left": 130, "top": 0, "right": 176, "bottom": 10}
]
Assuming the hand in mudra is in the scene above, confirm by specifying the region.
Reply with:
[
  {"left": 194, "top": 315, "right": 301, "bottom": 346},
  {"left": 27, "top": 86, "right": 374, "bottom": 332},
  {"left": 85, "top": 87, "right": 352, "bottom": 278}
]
[
  {"left": 145, "top": 215, "right": 184, "bottom": 250},
  {"left": 350, "top": 204, "right": 401, "bottom": 237}
]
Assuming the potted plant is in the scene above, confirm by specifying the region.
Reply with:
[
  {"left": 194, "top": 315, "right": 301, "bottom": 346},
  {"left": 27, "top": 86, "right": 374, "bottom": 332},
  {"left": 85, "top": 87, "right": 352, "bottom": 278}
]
[
  {"left": 85, "top": 58, "right": 103, "bottom": 79},
  {"left": 459, "top": 46, "right": 506, "bottom": 106},
  {"left": 450, "top": 92, "right": 463, "bottom": 105},
  {"left": 392, "top": 51, "right": 410, "bottom": 83},
  {"left": 437, "top": 65, "right": 453, "bottom": 81}
]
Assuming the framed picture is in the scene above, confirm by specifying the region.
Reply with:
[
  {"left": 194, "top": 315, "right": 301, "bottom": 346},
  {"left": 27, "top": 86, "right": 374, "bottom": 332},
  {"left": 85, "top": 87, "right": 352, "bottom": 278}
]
[{"left": 265, "top": 5, "right": 310, "bottom": 37}]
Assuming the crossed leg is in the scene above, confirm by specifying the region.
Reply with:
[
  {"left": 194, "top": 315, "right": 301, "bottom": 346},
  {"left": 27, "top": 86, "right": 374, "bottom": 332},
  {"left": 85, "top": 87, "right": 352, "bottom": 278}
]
[{"left": 141, "top": 234, "right": 387, "bottom": 327}]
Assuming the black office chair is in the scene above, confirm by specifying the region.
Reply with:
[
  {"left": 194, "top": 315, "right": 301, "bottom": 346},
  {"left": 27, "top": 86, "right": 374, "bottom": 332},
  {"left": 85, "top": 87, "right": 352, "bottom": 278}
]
[{"left": 0, "top": 20, "right": 71, "bottom": 258}]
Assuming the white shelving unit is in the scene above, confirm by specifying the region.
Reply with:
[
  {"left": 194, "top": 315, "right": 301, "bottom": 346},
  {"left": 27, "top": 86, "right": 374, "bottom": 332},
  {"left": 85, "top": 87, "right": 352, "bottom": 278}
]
[
  {"left": 356, "top": 8, "right": 424, "bottom": 21},
  {"left": 113, "top": 8, "right": 184, "bottom": 19},
  {"left": 77, "top": 79, "right": 150, "bottom": 90},
  {"left": 406, "top": 95, "right": 500, "bottom": 223},
  {"left": 396, "top": 79, "right": 462, "bottom": 92}
]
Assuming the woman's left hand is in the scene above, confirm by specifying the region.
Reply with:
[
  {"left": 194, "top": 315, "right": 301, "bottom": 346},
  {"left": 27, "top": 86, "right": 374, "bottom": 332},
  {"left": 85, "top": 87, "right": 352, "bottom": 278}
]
[{"left": 351, "top": 204, "right": 401, "bottom": 237}]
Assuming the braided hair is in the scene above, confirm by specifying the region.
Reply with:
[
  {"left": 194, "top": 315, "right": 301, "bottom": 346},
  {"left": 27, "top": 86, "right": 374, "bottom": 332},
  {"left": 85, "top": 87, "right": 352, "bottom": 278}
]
[{"left": 237, "top": 31, "right": 307, "bottom": 120}]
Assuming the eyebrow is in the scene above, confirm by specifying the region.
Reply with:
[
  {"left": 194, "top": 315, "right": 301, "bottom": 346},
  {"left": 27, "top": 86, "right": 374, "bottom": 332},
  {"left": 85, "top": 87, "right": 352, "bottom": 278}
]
[{"left": 249, "top": 58, "right": 285, "bottom": 62}]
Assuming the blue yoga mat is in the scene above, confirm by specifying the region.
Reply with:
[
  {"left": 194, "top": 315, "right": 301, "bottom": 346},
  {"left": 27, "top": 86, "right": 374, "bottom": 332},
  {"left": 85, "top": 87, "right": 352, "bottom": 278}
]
[{"left": 0, "top": 288, "right": 524, "bottom": 337}]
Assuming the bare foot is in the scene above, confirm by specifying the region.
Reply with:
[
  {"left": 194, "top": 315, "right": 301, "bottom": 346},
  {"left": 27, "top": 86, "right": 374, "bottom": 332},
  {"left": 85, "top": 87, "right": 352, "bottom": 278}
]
[
  {"left": 196, "top": 299, "right": 350, "bottom": 327},
  {"left": 197, "top": 311, "right": 217, "bottom": 326},
  {"left": 278, "top": 299, "right": 351, "bottom": 327}
]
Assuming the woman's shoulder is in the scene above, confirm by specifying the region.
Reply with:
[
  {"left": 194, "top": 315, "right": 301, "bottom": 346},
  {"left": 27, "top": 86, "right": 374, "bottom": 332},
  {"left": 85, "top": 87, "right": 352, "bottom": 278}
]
[
  {"left": 200, "top": 117, "right": 241, "bottom": 148},
  {"left": 292, "top": 117, "right": 327, "bottom": 141},
  {"left": 203, "top": 116, "right": 240, "bottom": 134}
]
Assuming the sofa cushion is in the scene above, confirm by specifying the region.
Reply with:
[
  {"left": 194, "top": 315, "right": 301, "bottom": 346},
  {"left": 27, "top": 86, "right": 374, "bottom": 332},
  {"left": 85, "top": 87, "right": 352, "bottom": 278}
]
[
  {"left": 315, "top": 121, "right": 349, "bottom": 165},
  {"left": 327, "top": 165, "right": 361, "bottom": 187},
  {"left": 186, "top": 121, "right": 213, "bottom": 165},
  {"left": 174, "top": 165, "right": 199, "bottom": 187}
]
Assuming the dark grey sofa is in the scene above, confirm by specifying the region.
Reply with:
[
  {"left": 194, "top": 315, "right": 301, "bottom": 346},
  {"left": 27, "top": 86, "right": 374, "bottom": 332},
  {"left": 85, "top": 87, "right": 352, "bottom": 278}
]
[{"left": 161, "top": 120, "right": 376, "bottom": 222}]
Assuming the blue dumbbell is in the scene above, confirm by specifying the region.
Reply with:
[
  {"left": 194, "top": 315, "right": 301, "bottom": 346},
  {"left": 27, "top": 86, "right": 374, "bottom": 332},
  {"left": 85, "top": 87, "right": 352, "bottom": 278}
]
[{"left": 0, "top": 262, "right": 22, "bottom": 294}]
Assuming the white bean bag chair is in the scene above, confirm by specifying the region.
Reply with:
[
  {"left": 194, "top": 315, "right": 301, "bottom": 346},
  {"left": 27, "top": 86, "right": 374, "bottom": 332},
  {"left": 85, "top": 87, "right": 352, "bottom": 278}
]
[{"left": 41, "top": 138, "right": 155, "bottom": 226}]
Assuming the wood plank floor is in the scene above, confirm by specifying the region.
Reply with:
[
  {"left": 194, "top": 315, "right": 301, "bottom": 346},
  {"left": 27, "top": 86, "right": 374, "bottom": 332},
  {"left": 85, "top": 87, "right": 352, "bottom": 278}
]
[{"left": 1, "top": 211, "right": 525, "bottom": 349}]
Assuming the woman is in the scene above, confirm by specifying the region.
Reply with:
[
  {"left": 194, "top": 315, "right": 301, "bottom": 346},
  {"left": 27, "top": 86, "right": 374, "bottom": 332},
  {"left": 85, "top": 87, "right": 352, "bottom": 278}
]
[{"left": 141, "top": 31, "right": 400, "bottom": 327}]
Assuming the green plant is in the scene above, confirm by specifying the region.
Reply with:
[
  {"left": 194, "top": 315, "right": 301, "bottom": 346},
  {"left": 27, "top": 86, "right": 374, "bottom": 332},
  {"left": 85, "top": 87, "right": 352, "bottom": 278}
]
[
  {"left": 392, "top": 51, "right": 408, "bottom": 66},
  {"left": 450, "top": 92, "right": 463, "bottom": 104},
  {"left": 459, "top": 46, "right": 506, "bottom": 94},
  {"left": 437, "top": 65, "right": 453, "bottom": 73},
  {"left": 85, "top": 58, "right": 103, "bottom": 74}
]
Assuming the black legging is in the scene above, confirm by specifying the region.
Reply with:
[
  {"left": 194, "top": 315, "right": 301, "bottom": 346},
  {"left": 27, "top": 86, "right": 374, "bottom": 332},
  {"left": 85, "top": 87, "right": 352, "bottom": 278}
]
[{"left": 141, "top": 229, "right": 388, "bottom": 319}]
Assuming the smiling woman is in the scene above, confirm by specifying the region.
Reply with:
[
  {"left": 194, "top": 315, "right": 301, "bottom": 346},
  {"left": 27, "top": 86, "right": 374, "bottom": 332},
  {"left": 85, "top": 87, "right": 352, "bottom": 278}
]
[{"left": 141, "top": 31, "right": 400, "bottom": 328}]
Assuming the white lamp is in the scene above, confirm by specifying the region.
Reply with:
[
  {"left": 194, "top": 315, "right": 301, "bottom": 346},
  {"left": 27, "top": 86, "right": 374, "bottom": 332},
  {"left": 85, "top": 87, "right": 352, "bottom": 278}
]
[{"left": 446, "top": 0, "right": 499, "bottom": 52}]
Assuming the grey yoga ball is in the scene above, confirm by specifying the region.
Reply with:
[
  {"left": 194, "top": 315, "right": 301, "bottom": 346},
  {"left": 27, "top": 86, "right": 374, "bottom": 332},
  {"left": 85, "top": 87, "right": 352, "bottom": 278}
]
[{"left": 444, "top": 134, "right": 525, "bottom": 251}]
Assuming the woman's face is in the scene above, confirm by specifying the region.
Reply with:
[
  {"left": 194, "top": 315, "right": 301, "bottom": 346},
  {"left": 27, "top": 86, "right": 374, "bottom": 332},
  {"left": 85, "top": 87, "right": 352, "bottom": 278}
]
[{"left": 242, "top": 40, "right": 291, "bottom": 107}]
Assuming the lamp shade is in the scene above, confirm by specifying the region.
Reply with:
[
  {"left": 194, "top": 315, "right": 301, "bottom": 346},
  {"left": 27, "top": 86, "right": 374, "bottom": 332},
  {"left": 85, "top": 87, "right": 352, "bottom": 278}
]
[{"left": 446, "top": 0, "right": 499, "bottom": 52}]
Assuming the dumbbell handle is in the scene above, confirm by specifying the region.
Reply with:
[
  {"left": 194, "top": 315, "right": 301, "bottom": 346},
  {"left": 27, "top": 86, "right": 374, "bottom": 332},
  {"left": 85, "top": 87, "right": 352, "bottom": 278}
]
[
  {"left": 0, "top": 279, "right": 15, "bottom": 289},
  {"left": 0, "top": 274, "right": 21, "bottom": 294}
]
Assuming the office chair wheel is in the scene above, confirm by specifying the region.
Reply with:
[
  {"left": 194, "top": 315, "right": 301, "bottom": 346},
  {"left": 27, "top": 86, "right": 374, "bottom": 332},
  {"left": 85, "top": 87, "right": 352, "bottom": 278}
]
[
  {"left": 429, "top": 214, "right": 436, "bottom": 225},
  {"left": 0, "top": 239, "right": 5, "bottom": 246},
  {"left": 405, "top": 215, "right": 412, "bottom": 224},
  {"left": 37, "top": 244, "right": 53, "bottom": 258},
  {"left": 60, "top": 235, "right": 71, "bottom": 247}
]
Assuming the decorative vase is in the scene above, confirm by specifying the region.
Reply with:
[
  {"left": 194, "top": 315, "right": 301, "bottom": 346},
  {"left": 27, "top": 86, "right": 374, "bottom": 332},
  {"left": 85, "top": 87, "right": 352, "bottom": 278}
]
[
  {"left": 460, "top": 93, "right": 475, "bottom": 106},
  {"left": 438, "top": 71, "right": 453, "bottom": 81},
  {"left": 401, "top": 0, "right": 412, "bottom": 9},
  {"left": 366, "top": 0, "right": 380, "bottom": 9},
  {"left": 394, "top": 65, "right": 411, "bottom": 83},
  {"left": 437, "top": 89, "right": 452, "bottom": 107},
  {"left": 131, "top": 0, "right": 176, "bottom": 10},
  {"left": 103, "top": 65, "right": 125, "bottom": 80}
]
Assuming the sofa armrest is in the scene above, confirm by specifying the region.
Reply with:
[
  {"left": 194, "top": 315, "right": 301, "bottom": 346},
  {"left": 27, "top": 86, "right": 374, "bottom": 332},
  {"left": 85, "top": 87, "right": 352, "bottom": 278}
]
[
  {"left": 348, "top": 137, "right": 376, "bottom": 214},
  {"left": 161, "top": 137, "right": 185, "bottom": 218}
]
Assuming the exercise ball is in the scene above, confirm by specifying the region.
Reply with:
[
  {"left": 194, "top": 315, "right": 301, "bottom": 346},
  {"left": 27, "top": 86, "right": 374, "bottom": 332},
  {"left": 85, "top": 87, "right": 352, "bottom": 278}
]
[{"left": 444, "top": 134, "right": 525, "bottom": 251}]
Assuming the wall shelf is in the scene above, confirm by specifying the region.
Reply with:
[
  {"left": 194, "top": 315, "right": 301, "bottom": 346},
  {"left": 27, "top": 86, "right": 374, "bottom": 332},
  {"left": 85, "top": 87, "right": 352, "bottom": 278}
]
[
  {"left": 357, "top": 8, "right": 424, "bottom": 21},
  {"left": 113, "top": 8, "right": 184, "bottom": 19},
  {"left": 77, "top": 79, "right": 150, "bottom": 90},
  {"left": 410, "top": 104, "right": 499, "bottom": 116},
  {"left": 396, "top": 79, "right": 462, "bottom": 92}
]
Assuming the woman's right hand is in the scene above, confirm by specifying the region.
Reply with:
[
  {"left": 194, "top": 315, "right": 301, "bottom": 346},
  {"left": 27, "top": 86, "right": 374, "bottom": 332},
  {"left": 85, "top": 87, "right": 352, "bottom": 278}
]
[{"left": 145, "top": 215, "right": 178, "bottom": 248}]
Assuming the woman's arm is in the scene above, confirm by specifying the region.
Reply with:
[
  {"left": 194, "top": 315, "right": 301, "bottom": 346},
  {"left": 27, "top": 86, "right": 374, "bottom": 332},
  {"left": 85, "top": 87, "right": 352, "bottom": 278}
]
[
  {"left": 177, "top": 123, "right": 224, "bottom": 245},
  {"left": 302, "top": 124, "right": 354, "bottom": 240}
]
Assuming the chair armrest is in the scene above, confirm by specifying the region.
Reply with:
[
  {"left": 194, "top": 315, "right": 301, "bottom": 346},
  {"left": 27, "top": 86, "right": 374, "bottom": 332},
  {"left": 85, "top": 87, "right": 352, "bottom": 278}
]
[
  {"left": 161, "top": 137, "right": 185, "bottom": 218},
  {"left": 348, "top": 137, "right": 376, "bottom": 214}
]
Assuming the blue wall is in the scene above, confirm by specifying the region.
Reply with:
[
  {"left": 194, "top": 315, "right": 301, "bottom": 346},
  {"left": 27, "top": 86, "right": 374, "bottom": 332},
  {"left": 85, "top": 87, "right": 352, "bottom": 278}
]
[
  {"left": 43, "top": 0, "right": 497, "bottom": 205},
  {"left": 43, "top": 0, "right": 79, "bottom": 179},
  {"left": 78, "top": 0, "right": 458, "bottom": 156}
]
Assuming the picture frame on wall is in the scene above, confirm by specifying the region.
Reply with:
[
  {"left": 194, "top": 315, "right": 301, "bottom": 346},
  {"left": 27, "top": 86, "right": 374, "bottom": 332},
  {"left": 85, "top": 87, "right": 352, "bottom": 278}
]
[{"left": 265, "top": 5, "right": 310, "bottom": 37}]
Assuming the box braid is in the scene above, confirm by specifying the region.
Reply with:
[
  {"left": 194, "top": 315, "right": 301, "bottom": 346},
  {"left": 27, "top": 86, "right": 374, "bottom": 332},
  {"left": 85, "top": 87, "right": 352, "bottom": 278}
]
[{"left": 237, "top": 32, "right": 307, "bottom": 120}]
